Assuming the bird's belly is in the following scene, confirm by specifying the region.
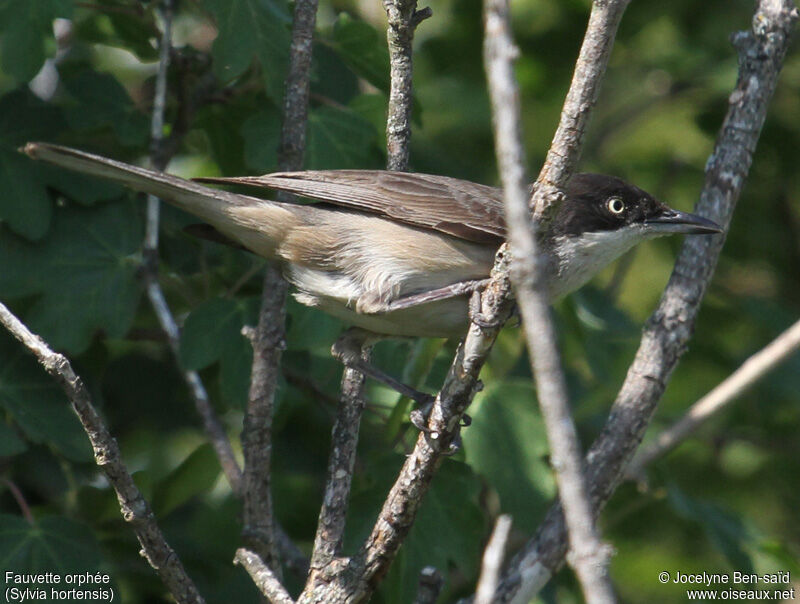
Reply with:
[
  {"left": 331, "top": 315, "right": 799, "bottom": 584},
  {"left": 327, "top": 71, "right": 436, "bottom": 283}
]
[
  {"left": 284, "top": 264, "right": 472, "bottom": 337},
  {"left": 302, "top": 293, "right": 471, "bottom": 338}
]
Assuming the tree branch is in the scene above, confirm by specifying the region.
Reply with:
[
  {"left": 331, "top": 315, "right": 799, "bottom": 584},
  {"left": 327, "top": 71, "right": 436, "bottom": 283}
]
[
  {"left": 0, "top": 303, "right": 205, "bottom": 604},
  {"left": 383, "top": 0, "right": 432, "bottom": 171},
  {"left": 241, "top": 0, "right": 319, "bottom": 580},
  {"left": 474, "top": 515, "right": 512, "bottom": 604},
  {"left": 627, "top": 316, "right": 800, "bottom": 478},
  {"left": 484, "top": 1, "right": 632, "bottom": 602},
  {"left": 234, "top": 548, "right": 295, "bottom": 604},
  {"left": 484, "top": 0, "right": 630, "bottom": 601},
  {"left": 495, "top": 1, "right": 799, "bottom": 601}
]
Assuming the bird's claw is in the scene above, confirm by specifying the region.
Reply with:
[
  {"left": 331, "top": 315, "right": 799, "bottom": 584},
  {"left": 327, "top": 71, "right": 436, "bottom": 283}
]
[{"left": 469, "top": 289, "right": 503, "bottom": 329}]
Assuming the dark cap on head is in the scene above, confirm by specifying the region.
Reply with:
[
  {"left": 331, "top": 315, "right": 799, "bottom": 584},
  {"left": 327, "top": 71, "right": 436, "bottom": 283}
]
[{"left": 552, "top": 173, "right": 722, "bottom": 238}]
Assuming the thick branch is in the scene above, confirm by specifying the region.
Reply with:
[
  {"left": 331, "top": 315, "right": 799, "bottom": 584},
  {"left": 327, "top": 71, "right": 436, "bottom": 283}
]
[
  {"left": 483, "top": 1, "right": 627, "bottom": 602},
  {"left": 628, "top": 316, "right": 800, "bottom": 477},
  {"left": 0, "top": 303, "right": 205, "bottom": 604},
  {"left": 241, "top": 0, "right": 319, "bottom": 580},
  {"left": 495, "top": 1, "right": 799, "bottom": 601}
]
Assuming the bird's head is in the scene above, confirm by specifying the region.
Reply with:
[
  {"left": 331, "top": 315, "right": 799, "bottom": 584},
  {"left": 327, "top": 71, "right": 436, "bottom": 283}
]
[
  {"left": 544, "top": 173, "right": 723, "bottom": 298},
  {"left": 553, "top": 173, "right": 723, "bottom": 239}
]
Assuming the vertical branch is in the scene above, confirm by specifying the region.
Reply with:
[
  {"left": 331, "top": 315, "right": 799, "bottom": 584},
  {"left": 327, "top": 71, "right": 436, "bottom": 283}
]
[
  {"left": 0, "top": 303, "right": 205, "bottom": 604},
  {"left": 141, "top": 0, "right": 243, "bottom": 493},
  {"left": 384, "top": 0, "right": 432, "bottom": 170},
  {"left": 240, "top": 0, "right": 319, "bottom": 582},
  {"left": 495, "top": 1, "right": 799, "bottom": 602},
  {"left": 483, "top": 1, "right": 625, "bottom": 602}
]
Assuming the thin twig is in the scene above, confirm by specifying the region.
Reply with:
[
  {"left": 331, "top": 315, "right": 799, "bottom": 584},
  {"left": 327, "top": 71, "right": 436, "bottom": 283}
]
[
  {"left": 474, "top": 515, "right": 512, "bottom": 604},
  {"left": 383, "top": 0, "right": 432, "bottom": 170},
  {"left": 0, "top": 302, "right": 205, "bottom": 604},
  {"left": 234, "top": 548, "right": 295, "bottom": 604},
  {"left": 241, "top": 0, "right": 319, "bottom": 582},
  {"left": 1, "top": 478, "right": 34, "bottom": 525},
  {"left": 494, "top": 2, "right": 799, "bottom": 601},
  {"left": 628, "top": 317, "right": 800, "bottom": 478},
  {"left": 141, "top": 0, "right": 243, "bottom": 495}
]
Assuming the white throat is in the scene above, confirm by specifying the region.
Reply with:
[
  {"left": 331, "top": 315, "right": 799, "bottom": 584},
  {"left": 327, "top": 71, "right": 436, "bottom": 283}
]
[{"left": 548, "top": 227, "right": 652, "bottom": 299}]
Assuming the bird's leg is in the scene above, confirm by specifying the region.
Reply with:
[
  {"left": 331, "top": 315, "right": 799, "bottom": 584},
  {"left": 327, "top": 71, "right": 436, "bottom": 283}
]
[
  {"left": 383, "top": 278, "right": 490, "bottom": 312},
  {"left": 331, "top": 328, "right": 435, "bottom": 406},
  {"left": 331, "top": 328, "right": 471, "bottom": 439}
]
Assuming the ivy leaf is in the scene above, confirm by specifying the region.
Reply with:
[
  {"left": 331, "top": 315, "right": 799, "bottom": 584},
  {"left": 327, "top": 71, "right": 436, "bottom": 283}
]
[
  {"left": 0, "top": 200, "right": 144, "bottom": 354},
  {"left": 0, "top": 0, "right": 72, "bottom": 82},
  {"left": 204, "top": 0, "right": 291, "bottom": 102}
]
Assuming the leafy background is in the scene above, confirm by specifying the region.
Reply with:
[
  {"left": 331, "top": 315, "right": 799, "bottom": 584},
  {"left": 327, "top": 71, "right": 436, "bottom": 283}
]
[{"left": 0, "top": 0, "right": 798, "bottom": 602}]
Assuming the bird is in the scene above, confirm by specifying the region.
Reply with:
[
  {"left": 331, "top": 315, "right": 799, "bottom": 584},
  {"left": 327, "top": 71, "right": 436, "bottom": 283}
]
[{"left": 22, "top": 142, "right": 722, "bottom": 401}]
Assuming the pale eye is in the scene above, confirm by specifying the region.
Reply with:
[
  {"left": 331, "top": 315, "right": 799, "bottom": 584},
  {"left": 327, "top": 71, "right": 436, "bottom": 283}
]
[{"left": 607, "top": 197, "right": 625, "bottom": 214}]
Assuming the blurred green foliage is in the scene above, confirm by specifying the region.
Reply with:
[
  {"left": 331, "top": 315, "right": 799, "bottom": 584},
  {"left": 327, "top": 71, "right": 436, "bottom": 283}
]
[{"left": 0, "top": 0, "right": 798, "bottom": 602}]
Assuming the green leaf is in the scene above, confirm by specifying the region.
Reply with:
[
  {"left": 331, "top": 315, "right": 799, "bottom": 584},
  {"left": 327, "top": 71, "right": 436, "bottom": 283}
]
[
  {"left": 668, "top": 486, "right": 756, "bottom": 572},
  {"left": 0, "top": 331, "right": 92, "bottom": 461},
  {"left": 0, "top": 515, "right": 105, "bottom": 581},
  {"left": 462, "top": 380, "right": 556, "bottom": 533},
  {"left": 307, "top": 105, "right": 381, "bottom": 169},
  {"left": 0, "top": 422, "right": 27, "bottom": 456},
  {"left": 204, "top": 0, "right": 291, "bottom": 102},
  {"left": 152, "top": 444, "right": 220, "bottom": 517},
  {"left": 241, "top": 104, "right": 282, "bottom": 172},
  {"left": 0, "top": 0, "right": 72, "bottom": 82},
  {"left": 344, "top": 455, "right": 484, "bottom": 604},
  {"left": 179, "top": 296, "right": 259, "bottom": 408},
  {"left": 0, "top": 89, "right": 66, "bottom": 239},
  {"left": 0, "top": 200, "right": 144, "bottom": 354},
  {"left": 61, "top": 69, "right": 149, "bottom": 146},
  {"left": 331, "top": 14, "right": 390, "bottom": 93}
]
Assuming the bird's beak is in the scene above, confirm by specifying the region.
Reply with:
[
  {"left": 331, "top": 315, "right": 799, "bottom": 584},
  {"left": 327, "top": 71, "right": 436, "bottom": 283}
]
[{"left": 645, "top": 208, "right": 723, "bottom": 235}]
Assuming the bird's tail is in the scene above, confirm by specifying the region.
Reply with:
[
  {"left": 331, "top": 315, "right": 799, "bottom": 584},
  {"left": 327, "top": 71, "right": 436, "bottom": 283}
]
[{"left": 22, "top": 143, "right": 301, "bottom": 258}]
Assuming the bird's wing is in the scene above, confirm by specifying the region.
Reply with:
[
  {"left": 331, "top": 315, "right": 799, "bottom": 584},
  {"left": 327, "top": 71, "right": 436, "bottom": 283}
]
[{"left": 195, "top": 170, "right": 507, "bottom": 244}]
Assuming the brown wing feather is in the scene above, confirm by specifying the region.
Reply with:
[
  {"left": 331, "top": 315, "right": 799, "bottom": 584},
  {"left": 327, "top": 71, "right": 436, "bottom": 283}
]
[{"left": 195, "top": 170, "right": 507, "bottom": 244}]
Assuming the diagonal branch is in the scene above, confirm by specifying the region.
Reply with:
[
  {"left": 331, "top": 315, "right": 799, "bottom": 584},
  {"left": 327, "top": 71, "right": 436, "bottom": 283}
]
[
  {"left": 0, "top": 302, "right": 205, "bottom": 604},
  {"left": 627, "top": 316, "right": 800, "bottom": 478},
  {"left": 495, "top": 1, "right": 799, "bottom": 601},
  {"left": 483, "top": 0, "right": 630, "bottom": 601}
]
